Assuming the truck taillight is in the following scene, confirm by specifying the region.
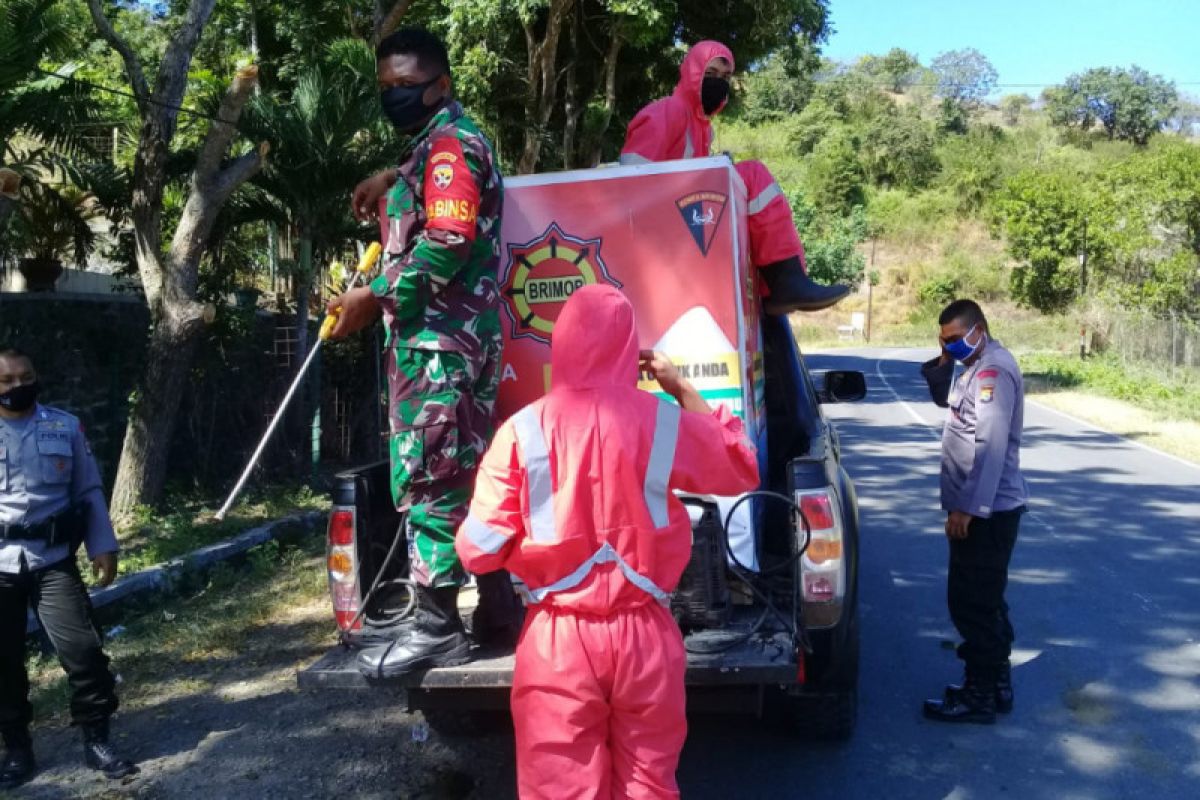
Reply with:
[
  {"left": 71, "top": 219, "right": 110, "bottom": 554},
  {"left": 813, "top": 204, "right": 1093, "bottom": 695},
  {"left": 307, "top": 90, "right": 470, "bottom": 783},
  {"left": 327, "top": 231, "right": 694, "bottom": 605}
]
[
  {"left": 329, "top": 509, "right": 354, "bottom": 546},
  {"left": 799, "top": 494, "right": 836, "bottom": 530},
  {"left": 327, "top": 506, "right": 361, "bottom": 631},
  {"left": 796, "top": 488, "right": 846, "bottom": 627}
]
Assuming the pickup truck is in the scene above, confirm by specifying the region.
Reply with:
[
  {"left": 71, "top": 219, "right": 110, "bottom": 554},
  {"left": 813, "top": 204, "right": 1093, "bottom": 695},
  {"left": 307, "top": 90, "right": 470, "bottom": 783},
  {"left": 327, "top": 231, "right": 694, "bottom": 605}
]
[
  {"left": 299, "top": 311, "right": 866, "bottom": 740},
  {"left": 299, "top": 157, "right": 867, "bottom": 739}
]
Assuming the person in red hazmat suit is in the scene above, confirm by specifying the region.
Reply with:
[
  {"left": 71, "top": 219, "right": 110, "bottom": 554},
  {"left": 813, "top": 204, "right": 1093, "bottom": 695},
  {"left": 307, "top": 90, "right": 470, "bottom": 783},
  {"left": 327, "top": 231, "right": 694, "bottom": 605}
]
[
  {"left": 621, "top": 40, "right": 850, "bottom": 315},
  {"left": 455, "top": 284, "right": 760, "bottom": 799}
]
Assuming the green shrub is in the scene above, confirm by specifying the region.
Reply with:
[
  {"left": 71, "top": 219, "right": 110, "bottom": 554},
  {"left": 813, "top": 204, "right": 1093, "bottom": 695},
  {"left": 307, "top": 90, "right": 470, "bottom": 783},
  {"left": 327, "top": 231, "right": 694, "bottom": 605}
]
[{"left": 917, "top": 274, "right": 959, "bottom": 306}]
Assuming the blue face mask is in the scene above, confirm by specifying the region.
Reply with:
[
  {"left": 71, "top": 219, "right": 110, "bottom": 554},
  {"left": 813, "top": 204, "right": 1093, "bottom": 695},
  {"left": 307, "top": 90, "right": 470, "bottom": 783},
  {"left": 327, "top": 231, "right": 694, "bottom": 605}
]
[{"left": 944, "top": 325, "right": 984, "bottom": 363}]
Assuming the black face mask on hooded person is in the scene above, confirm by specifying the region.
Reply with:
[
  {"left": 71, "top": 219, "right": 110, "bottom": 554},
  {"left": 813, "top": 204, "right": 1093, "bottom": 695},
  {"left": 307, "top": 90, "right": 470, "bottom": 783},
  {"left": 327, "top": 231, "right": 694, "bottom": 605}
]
[
  {"left": 0, "top": 381, "right": 39, "bottom": 413},
  {"left": 701, "top": 76, "right": 730, "bottom": 116},
  {"left": 380, "top": 76, "right": 443, "bottom": 133}
]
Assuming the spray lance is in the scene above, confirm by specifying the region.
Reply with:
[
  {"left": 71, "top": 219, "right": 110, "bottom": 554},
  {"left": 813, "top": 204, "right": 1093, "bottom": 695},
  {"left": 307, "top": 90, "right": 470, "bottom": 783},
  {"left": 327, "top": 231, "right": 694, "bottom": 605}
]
[{"left": 214, "top": 242, "right": 383, "bottom": 521}]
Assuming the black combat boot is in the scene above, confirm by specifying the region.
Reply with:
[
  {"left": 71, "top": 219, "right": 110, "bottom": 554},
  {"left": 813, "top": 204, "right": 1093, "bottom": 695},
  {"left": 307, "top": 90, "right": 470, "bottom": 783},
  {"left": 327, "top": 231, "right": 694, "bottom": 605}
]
[
  {"left": 81, "top": 720, "right": 138, "bottom": 779},
  {"left": 0, "top": 738, "right": 36, "bottom": 791},
  {"left": 944, "top": 663, "right": 1013, "bottom": 714},
  {"left": 760, "top": 256, "right": 851, "bottom": 315},
  {"left": 357, "top": 585, "right": 471, "bottom": 678},
  {"left": 468, "top": 571, "right": 525, "bottom": 650},
  {"left": 923, "top": 678, "right": 997, "bottom": 725}
]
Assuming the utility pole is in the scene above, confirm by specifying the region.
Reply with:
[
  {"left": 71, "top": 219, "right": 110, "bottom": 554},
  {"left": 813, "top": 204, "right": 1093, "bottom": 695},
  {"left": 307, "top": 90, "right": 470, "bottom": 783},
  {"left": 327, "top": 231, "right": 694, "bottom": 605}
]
[
  {"left": 866, "top": 238, "right": 876, "bottom": 343},
  {"left": 1078, "top": 215, "right": 1088, "bottom": 297}
]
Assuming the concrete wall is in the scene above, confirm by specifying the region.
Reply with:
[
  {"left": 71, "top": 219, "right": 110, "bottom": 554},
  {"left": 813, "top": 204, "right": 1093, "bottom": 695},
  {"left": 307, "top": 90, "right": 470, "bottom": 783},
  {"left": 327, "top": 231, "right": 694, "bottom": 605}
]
[{"left": 1, "top": 267, "right": 134, "bottom": 295}]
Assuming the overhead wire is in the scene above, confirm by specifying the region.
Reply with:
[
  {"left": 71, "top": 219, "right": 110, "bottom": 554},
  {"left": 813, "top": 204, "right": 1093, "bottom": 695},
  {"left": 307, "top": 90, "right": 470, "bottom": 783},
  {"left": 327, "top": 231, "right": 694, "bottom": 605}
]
[{"left": 32, "top": 66, "right": 241, "bottom": 126}]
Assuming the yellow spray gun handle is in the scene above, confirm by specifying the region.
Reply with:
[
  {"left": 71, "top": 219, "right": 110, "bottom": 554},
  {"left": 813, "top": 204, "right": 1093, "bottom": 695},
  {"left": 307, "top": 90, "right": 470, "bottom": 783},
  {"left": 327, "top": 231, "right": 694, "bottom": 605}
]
[
  {"left": 355, "top": 241, "right": 383, "bottom": 275},
  {"left": 319, "top": 242, "right": 383, "bottom": 341}
]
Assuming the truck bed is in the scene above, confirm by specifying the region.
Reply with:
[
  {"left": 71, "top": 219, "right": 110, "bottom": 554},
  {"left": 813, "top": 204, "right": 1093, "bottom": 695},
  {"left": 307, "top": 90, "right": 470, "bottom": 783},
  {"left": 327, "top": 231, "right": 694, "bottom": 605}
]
[{"left": 298, "top": 606, "right": 796, "bottom": 691}]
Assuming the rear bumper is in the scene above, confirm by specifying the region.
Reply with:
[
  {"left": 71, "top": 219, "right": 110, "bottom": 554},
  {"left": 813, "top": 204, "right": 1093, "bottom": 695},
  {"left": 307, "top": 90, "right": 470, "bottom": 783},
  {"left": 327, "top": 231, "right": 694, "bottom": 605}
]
[{"left": 298, "top": 612, "right": 797, "bottom": 691}]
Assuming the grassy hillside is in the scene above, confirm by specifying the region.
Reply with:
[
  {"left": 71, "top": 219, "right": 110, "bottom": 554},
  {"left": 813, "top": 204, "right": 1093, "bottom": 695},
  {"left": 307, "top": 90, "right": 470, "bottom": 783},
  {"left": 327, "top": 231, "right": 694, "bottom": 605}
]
[
  {"left": 716, "top": 97, "right": 1200, "bottom": 439},
  {"left": 715, "top": 103, "right": 1194, "bottom": 357}
]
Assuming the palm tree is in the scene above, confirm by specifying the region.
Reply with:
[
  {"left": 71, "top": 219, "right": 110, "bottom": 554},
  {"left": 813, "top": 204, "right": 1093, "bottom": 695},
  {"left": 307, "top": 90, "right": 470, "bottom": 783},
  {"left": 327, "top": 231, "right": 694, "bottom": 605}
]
[
  {"left": 239, "top": 39, "right": 395, "bottom": 354},
  {"left": 0, "top": 0, "right": 99, "bottom": 231}
]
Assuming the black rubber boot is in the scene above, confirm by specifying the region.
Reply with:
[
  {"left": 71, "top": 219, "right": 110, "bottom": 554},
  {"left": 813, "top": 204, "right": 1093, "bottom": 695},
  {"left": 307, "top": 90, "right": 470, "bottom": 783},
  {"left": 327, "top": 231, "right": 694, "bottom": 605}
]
[
  {"left": 944, "top": 663, "right": 1013, "bottom": 714},
  {"left": 357, "top": 585, "right": 470, "bottom": 678},
  {"left": 924, "top": 679, "right": 997, "bottom": 724},
  {"left": 0, "top": 745, "right": 36, "bottom": 790},
  {"left": 759, "top": 256, "right": 851, "bottom": 315},
  {"left": 468, "top": 571, "right": 525, "bottom": 650},
  {"left": 81, "top": 721, "right": 138, "bottom": 779}
]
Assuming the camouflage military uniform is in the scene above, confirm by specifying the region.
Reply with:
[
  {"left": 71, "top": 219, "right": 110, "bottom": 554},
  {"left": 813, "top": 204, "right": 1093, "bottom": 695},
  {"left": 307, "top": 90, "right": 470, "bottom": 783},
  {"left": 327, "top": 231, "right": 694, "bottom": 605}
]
[{"left": 369, "top": 101, "right": 504, "bottom": 588}]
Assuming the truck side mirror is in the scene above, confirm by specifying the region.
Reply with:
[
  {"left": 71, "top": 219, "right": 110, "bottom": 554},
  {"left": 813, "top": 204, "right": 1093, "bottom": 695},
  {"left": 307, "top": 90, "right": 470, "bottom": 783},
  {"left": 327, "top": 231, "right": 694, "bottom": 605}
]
[{"left": 815, "top": 370, "right": 867, "bottom": 403}]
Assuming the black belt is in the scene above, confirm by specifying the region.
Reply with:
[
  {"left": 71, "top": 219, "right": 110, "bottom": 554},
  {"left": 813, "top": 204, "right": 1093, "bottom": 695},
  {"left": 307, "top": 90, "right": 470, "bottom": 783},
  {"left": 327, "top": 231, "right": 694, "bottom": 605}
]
[{"left": 0, "top": 502, "right": 88, "bottom": 548}]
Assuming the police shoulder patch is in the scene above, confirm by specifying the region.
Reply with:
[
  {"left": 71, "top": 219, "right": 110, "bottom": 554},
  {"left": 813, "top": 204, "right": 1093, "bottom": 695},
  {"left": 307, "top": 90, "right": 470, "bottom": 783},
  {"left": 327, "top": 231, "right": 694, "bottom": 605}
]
[{"left": 979, "top": 384, "right": 995, "bottom": 403}]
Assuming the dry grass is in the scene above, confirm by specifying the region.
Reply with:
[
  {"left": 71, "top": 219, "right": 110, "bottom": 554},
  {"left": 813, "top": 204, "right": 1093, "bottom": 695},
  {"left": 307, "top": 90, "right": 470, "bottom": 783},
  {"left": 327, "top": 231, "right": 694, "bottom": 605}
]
[
  {"left": 27, "top": 538, "right": 331, "bottom": 724},
  {"left": 1028, "top": 391, "right": 1200, "bottom": 465}
]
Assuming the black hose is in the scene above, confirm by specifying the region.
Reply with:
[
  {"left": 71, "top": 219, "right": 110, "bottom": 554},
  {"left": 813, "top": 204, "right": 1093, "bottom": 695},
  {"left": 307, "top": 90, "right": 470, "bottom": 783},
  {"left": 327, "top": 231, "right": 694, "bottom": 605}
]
[
  {"left": 721, "top": 490, "right": 812, "bottom": 575},
  {"left": 337, "top": 518, "right": 415, "bottom": 649},
  {"left": 715, "top": 490, "right": 814, "bottom": 654}
]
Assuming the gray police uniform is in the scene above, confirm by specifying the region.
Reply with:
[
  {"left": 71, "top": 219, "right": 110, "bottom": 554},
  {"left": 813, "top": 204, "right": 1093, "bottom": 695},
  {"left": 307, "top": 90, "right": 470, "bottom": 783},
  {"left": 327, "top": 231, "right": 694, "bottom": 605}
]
[
  {"left": 1, "top": 404, "right": 121, "bottom": 745},
  {"left": 922, "top": 341, "right": 1028, "bottom": 681},
  {"left": 941, "top": 342, "right": 1029, "bottom": 518},
  {"left": 1, "top": 405, "right": 118, "bottom": 571}
]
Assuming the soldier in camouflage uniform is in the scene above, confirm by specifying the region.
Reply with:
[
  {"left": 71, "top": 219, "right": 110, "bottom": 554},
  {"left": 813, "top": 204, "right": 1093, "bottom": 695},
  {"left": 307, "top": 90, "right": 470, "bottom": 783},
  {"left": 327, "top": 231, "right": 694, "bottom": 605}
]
[{"left": 327, "top": 28, "right": 518, "bottom": 676}]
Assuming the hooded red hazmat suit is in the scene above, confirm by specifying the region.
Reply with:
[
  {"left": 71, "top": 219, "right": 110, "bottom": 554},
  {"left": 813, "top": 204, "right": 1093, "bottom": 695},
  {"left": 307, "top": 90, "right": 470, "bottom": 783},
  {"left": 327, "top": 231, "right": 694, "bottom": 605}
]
[
  {"left": 620, "top": 41, "right": 807, "bottom": 271},
  {"left": 456, "top": 285, "right": 760, "bottom": 799}
]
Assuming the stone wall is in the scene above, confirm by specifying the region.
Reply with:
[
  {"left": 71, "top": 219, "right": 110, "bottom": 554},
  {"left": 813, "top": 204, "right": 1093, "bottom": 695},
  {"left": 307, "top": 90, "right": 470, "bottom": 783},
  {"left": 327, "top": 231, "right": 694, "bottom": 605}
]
[
  {"left": 0, "top": 293, "right": 148, "bottom": 486},
  {"left": 0, "top": 292, "right": 382, "bottom": 496}
]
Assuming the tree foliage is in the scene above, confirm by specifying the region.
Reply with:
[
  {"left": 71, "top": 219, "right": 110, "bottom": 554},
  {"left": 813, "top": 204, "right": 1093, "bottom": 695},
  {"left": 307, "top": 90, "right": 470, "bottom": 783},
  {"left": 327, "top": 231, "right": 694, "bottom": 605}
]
[
  {"left": 786, "top": 185, "right": 866, "bottom": 285},
  {"left": 990, "top": 169, "right": 1095, "bottom": 313},
  {"left": 806, "top": 129, "right": 864, "bottom": 216},
  {"left": 861, "top": 47, "right": 919, "bottom": 93},
  {"left": 858, "top": 106, "right": 939, "bottom": 192},
  {"left": 999, "top": 93, "right": 1031, "bottom": 126},
  {"left": 992, "top": 137, "right": 1200, "bottom": 316},
  {"left": 937, "top": 126, "right": 1004, "bottom": 213},
  {"left": 1100, "top": 139, "right": 1200, "bottom": 312},
  {"left": 930, "top": 48, "right": 997, "bottom": 108},
  {"left": 1168, "top": 95, "right": 1200, "bottom": 136},
  {"left": 737, "top": 38, "right": 821, "bottom": 124},
  {"left": 0, "top": 0, "right": 102, "bottom": 232},
  {"left": 1045, "top": 66, "right": 1177, "bottom": 145}
]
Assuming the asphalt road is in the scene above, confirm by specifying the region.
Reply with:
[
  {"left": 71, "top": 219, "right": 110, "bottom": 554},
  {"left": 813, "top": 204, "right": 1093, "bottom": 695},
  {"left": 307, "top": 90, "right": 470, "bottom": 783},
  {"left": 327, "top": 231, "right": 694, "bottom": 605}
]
[{"left": 677, "top": 346, "right": 1200, "bottom": 800}]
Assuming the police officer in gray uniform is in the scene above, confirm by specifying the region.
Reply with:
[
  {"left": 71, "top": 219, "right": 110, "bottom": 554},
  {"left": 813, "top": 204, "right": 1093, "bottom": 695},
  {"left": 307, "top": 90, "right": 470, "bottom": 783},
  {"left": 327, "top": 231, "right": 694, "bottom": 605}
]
[
  {"left": 918, "top": 300, "right": 1028, "bottom": 724},
  {"left": 0, "top": 347, "right": 136, "bottom": 789}
]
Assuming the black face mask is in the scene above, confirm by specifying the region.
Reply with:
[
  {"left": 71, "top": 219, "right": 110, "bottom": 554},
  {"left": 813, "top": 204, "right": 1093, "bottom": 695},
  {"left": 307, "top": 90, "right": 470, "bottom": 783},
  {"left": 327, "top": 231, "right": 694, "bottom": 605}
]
[
  {"left": 701, "top": 76, "right": 730, "bottom": 116},
  {"left": 0, "top": 381, "right": 39, "bottom": 413},
  {"left": 380, "top": 77, "right": 443, "bottom": 133}
]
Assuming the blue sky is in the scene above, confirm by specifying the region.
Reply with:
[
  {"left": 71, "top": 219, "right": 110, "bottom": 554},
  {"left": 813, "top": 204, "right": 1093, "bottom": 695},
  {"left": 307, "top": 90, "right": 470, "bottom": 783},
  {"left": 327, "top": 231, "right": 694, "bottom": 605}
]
[{"left": 822, "top": 0, "right": 1200, "bottom": 98}]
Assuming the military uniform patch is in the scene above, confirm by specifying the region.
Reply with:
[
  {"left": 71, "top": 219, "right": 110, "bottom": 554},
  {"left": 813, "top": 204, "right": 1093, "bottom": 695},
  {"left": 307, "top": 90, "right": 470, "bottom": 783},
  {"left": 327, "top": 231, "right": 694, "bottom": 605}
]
[
  {"left": 424, "top": 135, "right": 478, "bottom": 240},
  {"left": 432, "top": 163, "right": 454, "bottom": 190}
]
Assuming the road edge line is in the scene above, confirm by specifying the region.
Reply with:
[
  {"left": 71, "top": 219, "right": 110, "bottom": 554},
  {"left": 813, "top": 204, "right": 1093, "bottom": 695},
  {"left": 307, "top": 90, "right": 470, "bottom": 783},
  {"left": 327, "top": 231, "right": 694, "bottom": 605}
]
[{"left": 1025, "top": 397, "right": 1200, "bottom": 472}]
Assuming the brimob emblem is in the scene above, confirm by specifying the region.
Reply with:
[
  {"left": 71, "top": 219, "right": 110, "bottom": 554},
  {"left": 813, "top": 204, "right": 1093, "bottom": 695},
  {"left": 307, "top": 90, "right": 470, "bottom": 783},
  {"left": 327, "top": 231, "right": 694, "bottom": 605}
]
[{"left": 501, "top": 223, "right": 621, "bottom": 345}]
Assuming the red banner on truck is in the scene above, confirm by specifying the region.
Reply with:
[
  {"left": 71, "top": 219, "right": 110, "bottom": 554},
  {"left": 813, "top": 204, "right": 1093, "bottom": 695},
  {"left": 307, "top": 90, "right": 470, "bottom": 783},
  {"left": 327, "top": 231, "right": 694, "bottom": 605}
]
[
  {"left": 380, "top": 156, "right": 766, "bottom": 568},
  {"left": 494, "top": 157, "right": 764, "bottom": 442}
]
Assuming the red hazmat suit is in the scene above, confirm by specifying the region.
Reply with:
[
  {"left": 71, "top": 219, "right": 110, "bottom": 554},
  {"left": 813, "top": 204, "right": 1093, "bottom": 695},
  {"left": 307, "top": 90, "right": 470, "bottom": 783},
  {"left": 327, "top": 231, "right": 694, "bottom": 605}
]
[
  {"left": 620, "top": 41, "right": 807, "bottom": 272},
  {"left": 456, "top": 285, "right": 760, "bottom": 799}
]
